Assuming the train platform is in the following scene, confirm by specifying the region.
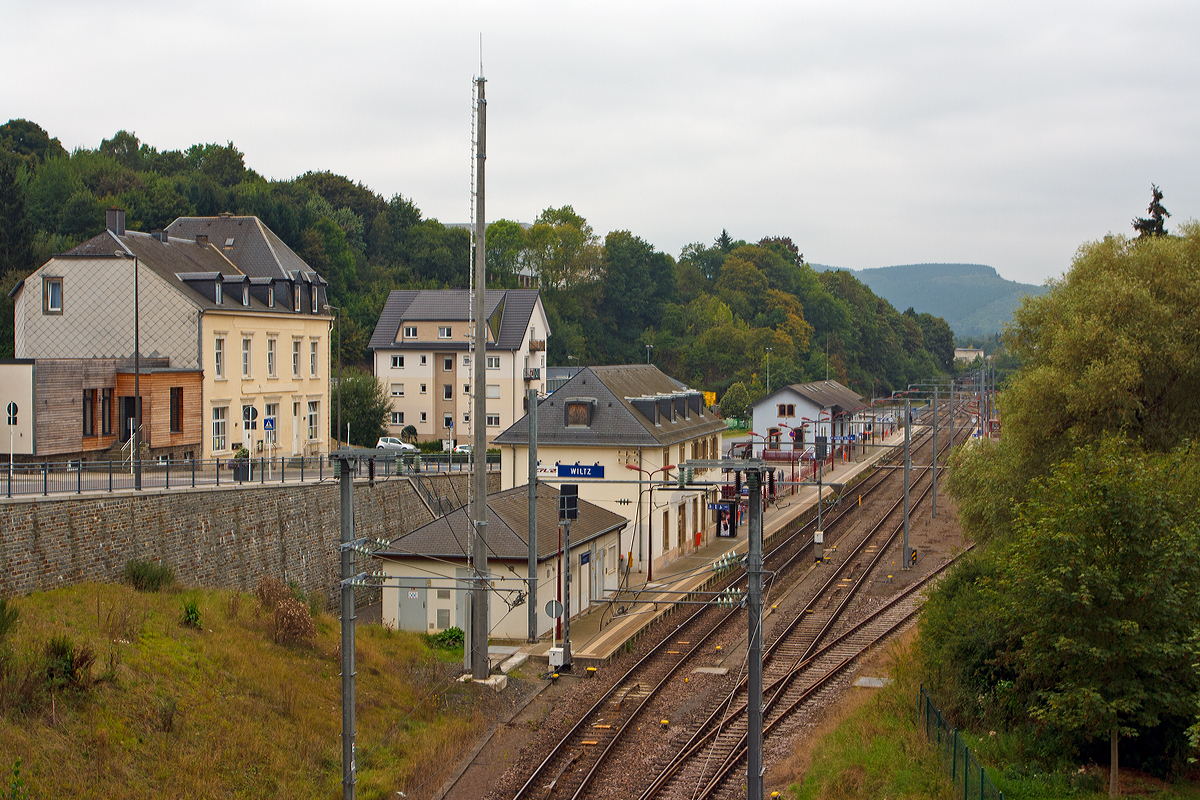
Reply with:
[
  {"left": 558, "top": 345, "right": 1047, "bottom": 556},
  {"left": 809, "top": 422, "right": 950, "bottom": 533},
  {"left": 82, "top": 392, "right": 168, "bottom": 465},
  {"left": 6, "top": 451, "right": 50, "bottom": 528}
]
[{"left": 517, "top": 426, "right": 913, "bottom": 669}]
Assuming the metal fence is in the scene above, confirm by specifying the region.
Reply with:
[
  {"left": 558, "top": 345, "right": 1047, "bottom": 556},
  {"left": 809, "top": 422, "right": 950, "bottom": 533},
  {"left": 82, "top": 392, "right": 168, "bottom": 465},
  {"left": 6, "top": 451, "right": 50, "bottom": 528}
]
[
  {"left": 919, "top": 685, "right": 1005, "bottom": 800},
  {"left": 2, "top": 452, "right": 498, "bottom": 498}
]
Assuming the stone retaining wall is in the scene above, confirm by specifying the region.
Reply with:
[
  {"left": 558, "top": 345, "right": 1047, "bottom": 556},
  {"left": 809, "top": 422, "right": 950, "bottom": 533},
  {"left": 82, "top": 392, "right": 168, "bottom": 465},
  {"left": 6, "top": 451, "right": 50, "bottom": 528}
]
[{"left": 0, "top": 473, "right": 500, "bottom": 607}]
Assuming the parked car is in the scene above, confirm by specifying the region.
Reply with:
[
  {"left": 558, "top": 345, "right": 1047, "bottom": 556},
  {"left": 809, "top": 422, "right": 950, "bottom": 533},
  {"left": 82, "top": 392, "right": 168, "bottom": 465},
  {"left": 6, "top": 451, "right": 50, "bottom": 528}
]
[
  {"left": 377, "top": 437, "right": 418, "bottom": 452},
  {"left": 452, "top": 444, "right": 473, "bottom": 454}
]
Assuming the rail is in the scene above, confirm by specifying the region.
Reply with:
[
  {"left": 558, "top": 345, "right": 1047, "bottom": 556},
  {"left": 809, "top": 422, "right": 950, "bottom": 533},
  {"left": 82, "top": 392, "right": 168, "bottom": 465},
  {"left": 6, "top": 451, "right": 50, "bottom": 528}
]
[{"left": 1, "top": 452, "right": 500, "bottom": 498}]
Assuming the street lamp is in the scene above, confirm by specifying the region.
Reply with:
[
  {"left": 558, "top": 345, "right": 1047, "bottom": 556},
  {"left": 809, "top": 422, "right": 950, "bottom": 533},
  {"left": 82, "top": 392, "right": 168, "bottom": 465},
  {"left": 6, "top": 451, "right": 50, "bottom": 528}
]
[
  {"left": 625, "top": 462, "right": 675, "bottom": 582},
  {"left": 324, "top": 304, "right": 342, "bottom": 448},
  {"left": 645, "top": 343, "right": 653, "bottom": 364},
  {"left": 115, "top": 250, "right": 141, "bottom": 490}
]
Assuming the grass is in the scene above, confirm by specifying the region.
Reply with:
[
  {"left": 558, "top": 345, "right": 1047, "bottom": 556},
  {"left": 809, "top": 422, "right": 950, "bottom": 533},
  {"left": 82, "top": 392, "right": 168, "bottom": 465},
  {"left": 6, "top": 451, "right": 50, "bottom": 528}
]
[{"left": 0, "top": 583, "right": 491, "bottom": 799}]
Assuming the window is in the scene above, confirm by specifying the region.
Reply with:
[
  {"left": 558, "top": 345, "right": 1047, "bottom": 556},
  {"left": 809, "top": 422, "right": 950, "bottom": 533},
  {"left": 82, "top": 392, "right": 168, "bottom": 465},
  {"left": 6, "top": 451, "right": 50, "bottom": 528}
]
[
  {"left": 267, "top": 338, "right": 277, "bottom": 377},
  {"left": 391, "top": 411, "right": 404, "bottom": 425},
  {"left": 486, "top": 384, "right": 500, "bottom": 399},
  {"left": 43, "top": 277, "right": 62, "bottom": 314},
  {"left": 391, "top": 355, "right": 404, "bottom": 369},
  {"left": 214, "top": 337, "right": 225, "bottom": 378},
  {"left": 463, "top": 413, "right": 470, "bottom": 423},
  {"left": 662, "top": 510, "right": 669, "bottom": 552},
  {"left": 267, "top": 287, "right": 274, "bottom": 308},
  {"left": 310, "top": 340, "right": 318, "bottom": 377},
  {"left": 101, "top": 389, "right": 112, "bottom": 435},
  {"left": 436, "top": 608, "right": 450, "bottom": 630},
  {"left": 391, "top": 384, "right": 404, "bottom": 397},
  {"left": 463, "top": 356, "right": 470, "bottom": 366},
  {"left": 264, "top": 403, "right": 278, "bottom": 445},
  {"left": 438, "top": 326, "right": 451, "bottom": 339},
  {"left": 777, "top": 403, "right": 795, "bottom": 417},
  {"left": 420, "top": 412, "right": 427, "bottom": 423},
  {"left": 566, "top": 402, "right": 591, "bottom": 427},
  {"left": 307, "top": 401, "right": 319, "bottom": 440},
  {"left": 463, "top": 384, "right": 470, "bottom": 395},
  {"left": 443, "top": 357, "right": 453, "bottom": 371},
  {"left": 82, "top": 389, "right": 94, "bottom": 436},
  {"left": 215, "top": 281, "right": 223, "bottom": 305},
  {"left": 212, "top": 406, "right": 228, "bottom": 451},
  {"left": 443, "top": 384, "right": 452, "bottom": 401},
  {"left": 487, "top": 356, "right": 500, "bottom": 369},
  {"left": 242, "top": 284, "right": 249, "bottom": 307},
  {"left": 311, "top": 287, "right": 319, "bottom": 313},
  {"left": 403, "top": 326, "right": 417, "bottom": 339},
  {"left": 419, "top": 355, "right": 427, "bottom": 366},
  {"left": 294, "top": 284, "right": 301, "bottom": 312},
  {"left": 292, "top": 340, "right": 301, "bottom": 377},
  {"left": 486, "top": 413, "right": 500, "bottom": 427},
  {"left": 420, "top": 383, "right": 427, "bottom": 394},
  {"left": 437, "top": 588, "right": 451, "bottom": 600},
  {"left": 170, "top": 387, "right": 183, "bottom": 433},
  {"left": 443, "top": 414, "right": 453, "bottom": 429},
  {"left": 242, "top": 338, "right": 252, "bottom": 377}
]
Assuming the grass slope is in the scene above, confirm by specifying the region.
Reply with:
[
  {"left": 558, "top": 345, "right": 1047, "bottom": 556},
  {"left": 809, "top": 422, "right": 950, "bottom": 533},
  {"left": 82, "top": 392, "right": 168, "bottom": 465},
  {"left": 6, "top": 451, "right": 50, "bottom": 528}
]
[{"left": 0, "top": 583, "right": 493, "bottom": 800}]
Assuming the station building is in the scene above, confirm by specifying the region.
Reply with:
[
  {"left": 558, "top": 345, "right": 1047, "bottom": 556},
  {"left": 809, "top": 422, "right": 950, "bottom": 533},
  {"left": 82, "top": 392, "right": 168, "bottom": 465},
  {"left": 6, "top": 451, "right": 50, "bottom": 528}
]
[{"left": 748, "top": 380, "right": 866, "bottom": 458}]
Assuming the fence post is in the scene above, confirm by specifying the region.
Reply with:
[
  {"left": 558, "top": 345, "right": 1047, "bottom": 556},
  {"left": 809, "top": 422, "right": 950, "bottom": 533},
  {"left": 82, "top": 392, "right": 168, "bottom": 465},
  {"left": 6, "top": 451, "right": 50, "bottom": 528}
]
[
  {"left": 77, "top": 461, "right": 82, "bottom": 494},
  {"left": 216, "top": 459, "right": 221, "bottom": 487},
  {"left": 166, "top": 456, "right": 170, "bottom": 491},
  {"left": 43, "top": 462, "right": 48, "bottom": 495},
  {"left": 280, "top": 455, "right": 285, "bottom": 483},
  {"left": 963, "top": 746, "right": 969, "bottom": 800},
  {"left": 300, "top": 456, "right": 304, "bottom": 482},
  {"left": 109, "top": 460, "right": 113, "bottom": 492},
  {"left": 192, "top": 457, "right": 196, "bottom": 488}
]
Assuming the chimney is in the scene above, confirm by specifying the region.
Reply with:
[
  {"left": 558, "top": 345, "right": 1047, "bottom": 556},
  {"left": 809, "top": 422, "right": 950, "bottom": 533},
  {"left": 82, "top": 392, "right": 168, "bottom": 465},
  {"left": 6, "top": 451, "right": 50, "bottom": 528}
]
[
  {"left": 106, "top": 208, "right": 126, "bottom": 237},
  {"left": 196, "top": 234, "right": 209, "bottom": 246}
]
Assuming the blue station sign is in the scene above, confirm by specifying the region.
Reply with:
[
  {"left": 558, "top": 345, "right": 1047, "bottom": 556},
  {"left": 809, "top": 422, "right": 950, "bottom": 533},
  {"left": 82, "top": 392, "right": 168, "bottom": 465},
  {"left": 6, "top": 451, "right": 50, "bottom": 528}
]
[{"left": 557, "top": 463, "right": 605, "bottom": 478}]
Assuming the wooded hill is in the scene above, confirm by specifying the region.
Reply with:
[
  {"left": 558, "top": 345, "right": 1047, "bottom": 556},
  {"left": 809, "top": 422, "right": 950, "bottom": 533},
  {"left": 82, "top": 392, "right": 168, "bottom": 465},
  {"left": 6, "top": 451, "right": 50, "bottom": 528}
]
[{"left": 0, "top": 119, "right": 957, "bottom": 402}]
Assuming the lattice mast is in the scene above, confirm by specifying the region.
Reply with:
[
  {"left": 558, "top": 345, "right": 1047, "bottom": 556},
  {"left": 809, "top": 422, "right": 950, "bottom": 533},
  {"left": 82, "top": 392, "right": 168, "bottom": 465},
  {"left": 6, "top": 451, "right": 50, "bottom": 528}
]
[{"left": 470, "top": 70, "right": 490, "bottom": 679}]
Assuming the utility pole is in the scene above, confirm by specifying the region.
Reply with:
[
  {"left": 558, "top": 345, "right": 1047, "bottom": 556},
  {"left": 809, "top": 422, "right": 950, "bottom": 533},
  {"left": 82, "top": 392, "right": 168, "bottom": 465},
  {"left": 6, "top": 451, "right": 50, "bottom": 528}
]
[
  {"left": 747, "top": 468, "right": 764, "bottom": 800},
  {"left": 527, "top": 387, "right": 538, "bottom": 643},
  {"left": 903, "top": 398, "right": 912, "bottom": 569},
  {"left": 337, "top": 451, "right": 356, "bottom": 799},
  {"left": 470, "top": 73, "right": 490, "bottom": 680}
]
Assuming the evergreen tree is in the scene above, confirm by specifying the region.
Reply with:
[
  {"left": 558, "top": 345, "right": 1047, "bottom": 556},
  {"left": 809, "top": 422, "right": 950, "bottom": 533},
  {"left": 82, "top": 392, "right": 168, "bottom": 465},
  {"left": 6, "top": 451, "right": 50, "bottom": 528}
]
[
  {"left": 1132, "top": 183, "right": 1170, "bottom": 238},
  {"left": 0, "top": 154, "right": 34, "bottom": 275}
]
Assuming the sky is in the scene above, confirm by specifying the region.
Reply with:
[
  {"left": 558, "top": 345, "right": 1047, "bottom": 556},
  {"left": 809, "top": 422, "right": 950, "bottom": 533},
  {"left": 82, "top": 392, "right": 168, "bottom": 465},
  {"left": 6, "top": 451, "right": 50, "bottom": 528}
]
[{"left": 4, "top": 0, "right": 1199, "bottom": 286}]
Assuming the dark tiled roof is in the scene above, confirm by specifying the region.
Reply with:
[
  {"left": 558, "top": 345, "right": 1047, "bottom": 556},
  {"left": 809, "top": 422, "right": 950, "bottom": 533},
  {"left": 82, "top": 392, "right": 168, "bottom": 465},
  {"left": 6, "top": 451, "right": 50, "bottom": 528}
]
[
  {"left": 375, "top": 482, "right": 627, "bottom": 562},
  {"left": 494, "top": 364, "right": 726, "bottom": 448},
  {"left": 759, "top": 380, "right": 864, "bottom": 414},
  {"left": 166, "top": 216, "right": 311, "bottom": 280},
  {"left": 368, "top": 289, "right": 542, "bottom": 352}
]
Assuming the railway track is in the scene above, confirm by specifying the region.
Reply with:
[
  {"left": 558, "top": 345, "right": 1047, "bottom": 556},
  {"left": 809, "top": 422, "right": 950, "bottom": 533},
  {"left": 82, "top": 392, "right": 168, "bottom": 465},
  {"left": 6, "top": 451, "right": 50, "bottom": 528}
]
[{"left": 507, "top": 410, "right": 968, "bottom": 800}]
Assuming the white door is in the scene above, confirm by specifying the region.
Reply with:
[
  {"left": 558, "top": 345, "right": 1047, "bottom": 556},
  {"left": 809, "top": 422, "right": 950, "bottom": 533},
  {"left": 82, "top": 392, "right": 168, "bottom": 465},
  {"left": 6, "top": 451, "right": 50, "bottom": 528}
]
[{"left": 292, "top": 402, "right": 300, "bottom": 455}]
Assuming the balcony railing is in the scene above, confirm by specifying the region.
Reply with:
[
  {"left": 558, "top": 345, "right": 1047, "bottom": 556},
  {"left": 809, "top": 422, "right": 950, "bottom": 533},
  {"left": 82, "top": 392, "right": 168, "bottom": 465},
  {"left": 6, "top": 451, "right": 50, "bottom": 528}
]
[
  {"left": 528, "top": 339, "right": 546, "bottom": 352},
  {"left": 523, "top": 367, "right": 541, "bottom": 381}
]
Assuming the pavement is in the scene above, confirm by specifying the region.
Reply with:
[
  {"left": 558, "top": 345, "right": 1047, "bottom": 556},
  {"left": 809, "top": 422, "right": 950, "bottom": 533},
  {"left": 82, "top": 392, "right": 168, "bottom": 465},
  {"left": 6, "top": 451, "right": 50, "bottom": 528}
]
[{"left": 518, "top": 426, "right": 912, "bottom": 669}]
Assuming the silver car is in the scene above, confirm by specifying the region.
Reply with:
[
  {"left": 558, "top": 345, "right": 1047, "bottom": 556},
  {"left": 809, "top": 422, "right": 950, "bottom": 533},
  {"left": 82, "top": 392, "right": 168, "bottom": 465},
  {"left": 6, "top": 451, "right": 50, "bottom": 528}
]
[{"left": 376, "top": 436, "right": 418, "bottom": 453}]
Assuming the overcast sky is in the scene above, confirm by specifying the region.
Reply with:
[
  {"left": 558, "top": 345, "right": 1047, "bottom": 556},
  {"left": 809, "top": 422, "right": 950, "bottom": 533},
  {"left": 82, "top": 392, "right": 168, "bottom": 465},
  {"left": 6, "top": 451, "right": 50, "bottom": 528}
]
[{"left": 4, "top": 1, "right": 1198, "bottom": 285}]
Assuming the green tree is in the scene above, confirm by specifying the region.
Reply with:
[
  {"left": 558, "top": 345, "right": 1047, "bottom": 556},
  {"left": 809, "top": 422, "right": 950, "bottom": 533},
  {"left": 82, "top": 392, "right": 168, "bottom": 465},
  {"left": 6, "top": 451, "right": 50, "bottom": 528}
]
[
  {"left": 526, "top": 205, "right": 601, "bottom": 289},
  {"left": 0, "top": 119, "right": 67, "bottom": 167},
  {"left": 1132, "top": 183, "right": 1170, "bottom": 238},
  {"left": 336, "top": 368, "right": 391, "bottom": 447},
  {"left": 0, "top": 154, "right": 34, "bottom": 276},
  {"left": 719, "top": 381, "right": 750, "bottom": 423},
  {"left": 485, "top": 219, "right": 527, "bottom": 287},
  {"left": 1009, "top": 440, "right": 1200, "bottom": 795}
]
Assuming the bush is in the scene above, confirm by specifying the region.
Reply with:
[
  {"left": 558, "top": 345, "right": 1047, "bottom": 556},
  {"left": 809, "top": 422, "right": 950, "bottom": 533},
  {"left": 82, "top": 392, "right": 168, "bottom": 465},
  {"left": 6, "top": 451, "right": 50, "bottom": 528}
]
[
  {"left": 427, "top": 627, "right": 464, "bottom": 649},
  {"left": 180, "top": 599, "right": 201, "bottom": 629},
  {"left": 123, "top": 559, "right": 175, "bottom": 592},
  {"left": 43, "top": 634, "right": 95, "bottom": 692},
  {"left": 0, "top": 598, "right": 17, "bottom": 644},
  {"left": 254, "top": 577, "right": 289, "bottom": 612},
  {"left": 274, "top": 598, "right": 316, "bottom": 645}
]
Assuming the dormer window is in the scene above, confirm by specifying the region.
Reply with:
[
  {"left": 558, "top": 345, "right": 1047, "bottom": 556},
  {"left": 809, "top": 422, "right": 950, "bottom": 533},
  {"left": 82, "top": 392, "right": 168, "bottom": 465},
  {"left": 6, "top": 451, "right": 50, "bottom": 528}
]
[
  {"left": 311, "top": 286, "right": 318, "bottom": 313},
  {"left": 564, "top": 398, "right": 597, "bottom": 427},
  {"left": 215, "top": 281, "right": 223, "bottom": 305},
  {"left": 403, "top": 326, "right": 417, "bottom": 339},
  {"left": 294, "top": 284, "right": 301, "bottom": 312},
  {"left": 267, "top": 285, "right": 275, "bottom": 308},
  {"left": 242, "top": 284, "right": 249, "bottom": 307}
]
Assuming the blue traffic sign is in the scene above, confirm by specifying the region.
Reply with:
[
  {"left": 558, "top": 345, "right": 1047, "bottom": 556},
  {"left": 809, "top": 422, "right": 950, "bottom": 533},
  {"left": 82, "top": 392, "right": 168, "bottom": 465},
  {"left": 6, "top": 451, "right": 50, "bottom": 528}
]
[{"left": 263, "top": 418, "right": 275, "bottom": 431}]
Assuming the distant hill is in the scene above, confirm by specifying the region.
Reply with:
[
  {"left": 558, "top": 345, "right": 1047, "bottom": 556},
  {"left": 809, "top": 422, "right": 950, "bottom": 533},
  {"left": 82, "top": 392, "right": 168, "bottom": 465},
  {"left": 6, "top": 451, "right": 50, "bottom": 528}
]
[{"left": 815, "top": 263, "right": 1048, "bottom": 338}]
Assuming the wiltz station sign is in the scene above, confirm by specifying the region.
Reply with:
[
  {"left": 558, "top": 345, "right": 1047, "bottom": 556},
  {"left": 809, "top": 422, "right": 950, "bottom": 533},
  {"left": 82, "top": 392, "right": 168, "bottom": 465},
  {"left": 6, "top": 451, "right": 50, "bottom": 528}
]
[{"left": 556, "top": 463, "right": 605, "bottom": 479}]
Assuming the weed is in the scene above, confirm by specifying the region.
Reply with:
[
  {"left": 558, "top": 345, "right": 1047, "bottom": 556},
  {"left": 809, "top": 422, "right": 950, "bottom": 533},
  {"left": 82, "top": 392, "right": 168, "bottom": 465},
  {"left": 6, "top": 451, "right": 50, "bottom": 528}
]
[
  {"left": 44, "top": 634, "right": 95, "bottom": 692},
  {"left": 279, "top": 681, "right": 298, "bottom": 717},
  {"left": 274, "top": 598, "right": 316, "bottom": 646},
  {"left": 8, "top": 757, "right": 28, "bottom": 800},
  {"left": 155, "top": 697, "right": 178, "bottom": 734},
  {"left": 426, "top": 627, "right": 464, "bottom": 649},
  {"left": 180, "top": 599, "right": 202, "bottom": 629},
  {"left": 0, "top": 598, "right": 17, "bottom": 644},
  {"left": 102, "top": 594, "right": 146, "bottom": 644},
  {"left": 225, "top": 592, "right": 243, "bottom": 620},
  {"left": 123, "top": 560, "right": 175, "bottom": 592},
  {"left": 255, "top": 577, "right": 289, "bottom": 613}
]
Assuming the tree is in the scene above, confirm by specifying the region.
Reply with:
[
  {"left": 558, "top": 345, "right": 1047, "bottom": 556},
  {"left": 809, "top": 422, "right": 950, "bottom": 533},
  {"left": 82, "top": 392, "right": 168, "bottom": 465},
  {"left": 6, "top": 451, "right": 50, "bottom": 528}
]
[
  {"left": 0, "top": 154, "right": 34, "bottom": 275},
  {"left": 336, "top": 368, "right": 391, "bottom": 447},
  {"left": 0, "top": 119, "right": 67, "bottom": 167},
  {"left": 719, "top": 381, "right": 750, "bottom": 424},
  {"left": 526, "top": 205, "right": 602, "bottom": 288},
  {"left": 1009, "top": 440, "right": 1200, "bottom": 796},
  {"left": 485, "top": 219, "right": 527, "bottom": 287},
  {"left": 1132, "top": 184, "right": 1170, "bottom": 238}
]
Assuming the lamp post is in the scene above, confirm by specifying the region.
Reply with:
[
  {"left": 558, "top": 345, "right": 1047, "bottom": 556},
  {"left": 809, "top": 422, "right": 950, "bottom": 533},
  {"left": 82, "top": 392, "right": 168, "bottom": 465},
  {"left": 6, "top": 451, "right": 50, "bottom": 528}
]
[
  {"left": 625, "top": 462, "right": 675, "bottom": 582},
  {"left": 645, "top": 343, "right": 653, "bottom": 364},
  {"left": 324, "top": 304, "right": 342, "bottom": 448},
  {"left": 801, "top": 412, "right": 831, "bottom": 531},
  {"left": 115, "top": 250, "right": 141, "bottom": 490},
  {"left": 765, "top": 347, "right": 772, "bottom": 395}
]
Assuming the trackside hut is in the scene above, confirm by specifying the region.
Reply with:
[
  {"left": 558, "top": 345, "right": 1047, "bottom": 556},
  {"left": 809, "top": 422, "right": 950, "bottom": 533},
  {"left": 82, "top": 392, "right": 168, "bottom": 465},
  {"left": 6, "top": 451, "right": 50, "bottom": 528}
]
[
  {"left": 493, "top": 364, "right": 726, "bottom": 578},
  {"left": 375, "top": 484, "right": 627, "bottom": 639}
]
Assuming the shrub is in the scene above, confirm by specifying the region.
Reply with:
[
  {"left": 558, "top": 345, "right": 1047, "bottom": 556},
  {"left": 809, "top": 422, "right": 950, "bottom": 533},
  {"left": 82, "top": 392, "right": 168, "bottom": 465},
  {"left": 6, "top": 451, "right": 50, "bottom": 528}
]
[
  {"left": 274, "top": 598, "right": 316, "bottom": 645},
  {"left": 123, "top": 559, "right": 175, "bottom": 592},
  {"left": 43, "top": 634, "right": 95, "bottom": 692},
  {"left": 255, "top": 577, "right": 289, "bottom": 612},
  {"left": 180, "top": 599, "right": 201, "bottom": 629},
  {"left": 0, "top": 598, "right": 17, "bottom": 644},
  {"left": 427, "top": 627, "right": 464, "bottom": 649}
]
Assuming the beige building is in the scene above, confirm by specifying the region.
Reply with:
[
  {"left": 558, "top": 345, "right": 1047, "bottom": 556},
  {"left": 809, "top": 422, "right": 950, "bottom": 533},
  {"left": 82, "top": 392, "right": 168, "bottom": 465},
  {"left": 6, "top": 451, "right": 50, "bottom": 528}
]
[
  {"left": 9, "top": 209, "right": 331, "bottom": 462},
  {"left": 494, "top": 365, "right": 727, "bottom": 578},
  {"left": 368, "top": 289, "right": 549, "bottom": 447}
]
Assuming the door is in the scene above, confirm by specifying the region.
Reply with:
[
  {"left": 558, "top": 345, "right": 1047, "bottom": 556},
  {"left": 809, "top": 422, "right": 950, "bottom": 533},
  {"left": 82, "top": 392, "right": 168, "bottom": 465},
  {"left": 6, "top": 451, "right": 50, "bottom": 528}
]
[
  {"left": 292, "top": 402, "right": 300, "bottom": 455},
  {"left": 398, "top": 584, "right": 427, "bottom": 632},
  {"left": 119, "top": 397, "right": 141, "bottom": 443}
]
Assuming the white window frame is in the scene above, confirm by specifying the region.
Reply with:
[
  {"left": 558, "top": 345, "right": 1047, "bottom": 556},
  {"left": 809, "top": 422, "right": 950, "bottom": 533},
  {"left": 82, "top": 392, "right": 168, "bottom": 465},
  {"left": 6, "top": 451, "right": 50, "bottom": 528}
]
[
  {"left": 463, "top": 356, "right": 470, "bottom": 366},
  {"left": 420, "top": 355, "right": 427, "bottom": 366},
  {"left": 486, "top": 356, "right": 500, "bottom": 370},
  {"left": 215, "top": 281, "right": 223, "bottom": 305},
  {"left": 311, "top": 287, "right": 319, "bottom": 313},
  {"left": 43, "top": 277, "right": 63, "bottom": 314},
  {"left": 242, "top": 284, "right": 249, "bottom": 307},
  {"left": 310, "top": 340, "right": 319, "bottom": 377},
  {"left": 438, "top": 326, "right": 451, "bottom": 339},
  {"left": 443, "top": 414, "right": 453, "bottom": 429},
  {"left": 292, "top": 340, "right": 301, "bottom": 378},
  {"left": 294, "top": 284, "right": 301, "bottom": 312},
  {"left": 267, "top": 338, "right": 277, "bottom": 378},
  {"left": 214, "top": 337, "right": 225, "bottom": 379},
  {"left": 443, "top": 384, "right": 453, "bottom": 401},
  {"left": 463, "top": 384, "right": 470, "bottom": 395},
  {"left": 212, "top": 406, "right": 228, "bottom": 451},
  {"left": 420, "top": 412, "right": 427, "bottom": 423},
  {"left": 443, "top": 356, "right": 453, "bottom": 372},
  {"left": 420, "top": 383, "right": 427, "bottom": 394},
  {"left": 403, "top": 326, "right": 417, "bottom": 339},
  {"left": 391, "top": 411, "right": 404, "bottom": 425},
  {"left": 241, "top": 337, "right": 252, "bottom": 378},
  {"left": 391, "top": 355, "right": 404, "bottom": 369},
  {"left": 391, "top": 384, "right": 404, "bottom": 397},
  {"left": 307, "top": 401, "right": 319, "bottom": 441},
  {"left": 264, "top": 403, "right": 278, "bottom": 445}
]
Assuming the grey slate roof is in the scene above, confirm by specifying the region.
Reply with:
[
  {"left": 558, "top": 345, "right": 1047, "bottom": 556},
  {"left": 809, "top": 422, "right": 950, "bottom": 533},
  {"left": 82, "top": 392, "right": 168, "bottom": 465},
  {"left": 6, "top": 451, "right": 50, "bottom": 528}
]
[
  {"left": 166, "top": 215, "right": 312, "bottom": 279},
  {"left": 494, "top": 364, "right": 727, "bottom": 448},
  {"left": 368, "top": 289, "right": 541, "bottom": 352},
  {"left": 757, "top": 380, "right": 865, "bottom": 415},
  {"left": 375, "top": 482, "right": 627, "bottom": 562}
]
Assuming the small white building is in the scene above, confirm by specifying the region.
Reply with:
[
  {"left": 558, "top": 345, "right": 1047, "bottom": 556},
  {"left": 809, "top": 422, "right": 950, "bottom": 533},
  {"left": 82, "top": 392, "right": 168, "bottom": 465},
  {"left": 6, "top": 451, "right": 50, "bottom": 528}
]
[
  {"left": 375, "top": 483, "right": 627, "bottom": 640},
  {"left": 749, "top": 380, "right": 866, "bottom": 457}
]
